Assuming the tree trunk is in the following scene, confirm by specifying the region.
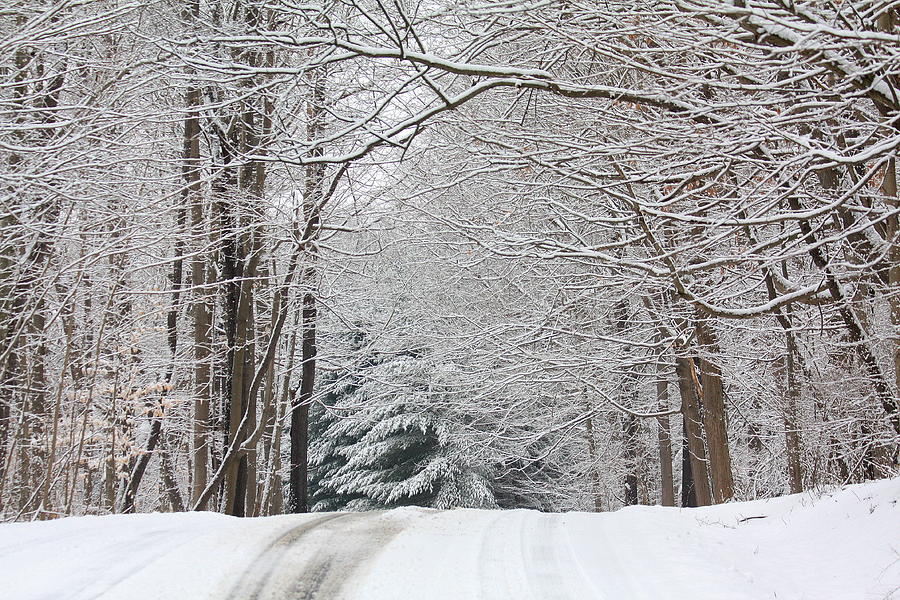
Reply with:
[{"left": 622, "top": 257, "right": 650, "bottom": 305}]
[
  {"left": 680, "top": 421, "right": 696, "bottom": 508},
  {"left": 265, "top": 314, "right": 298, "bottom": 516},
  {"left": 160, "top": 435, "right": 185, "bottom": 512},
  {"left": 243, "top": 294, "right": 258, "bottom": 516},
  {"left": 675, "top": 354, "right": 712, "bottom": 506},
  {"left": 258, "top": 282, "right": 279, "bottom": 516},
  {"left": 224, "top": 256, "right": 256, "bottom": 517},
  {"left": 694, "top": 318, "right": 734, "bottom": 503},
  {"left": 289, "top": 284, "right": 316, "bottom": 514},
  {"left": 884, "top": 158, "right": 900, "bottom": 429},
  {"left": 622, "top": 413, "right": 639, "bottom": 506},
  {"left": 784, "top": 339, "right": 804, "bottom": 494},
  {"left": 183, "top": 27, "right": 212, "bottom": 507},
  {"left": 288, "top": 65, "right": 326, "bottom": 515}
]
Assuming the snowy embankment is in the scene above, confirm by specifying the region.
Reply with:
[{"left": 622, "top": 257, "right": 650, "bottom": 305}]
[{"left": 1, "top": 479, "right": 898, "bottom": 600}]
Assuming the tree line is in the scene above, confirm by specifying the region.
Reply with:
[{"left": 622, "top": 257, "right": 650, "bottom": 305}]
[{"left": 0, "top": 0, "right": 897, "bottom": 519}]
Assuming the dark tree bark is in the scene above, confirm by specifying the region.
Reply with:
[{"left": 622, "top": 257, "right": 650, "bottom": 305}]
[
  {"left": 785, "top": 348, "right": 804, "bottom": 493},
  {"left": 694, "top": 318, "right": 734, "bottom": 503},
  {"left": 182, "top": 0, "right": 212, "bottom": 509},
  {"left": 680, "top": 422, "right": 697, "bottom": 508},
  {"left": 675, "top": 353, "right": 712, "bottom": 507},
  {"left": 289, "top": 258, "right": 319, "bottom": 513},
  {"left": 288, "top": 66, "right": 326, "bottom": 515},
  {"left": 623, "top": 414, "right": 639, "bottom": 506}
]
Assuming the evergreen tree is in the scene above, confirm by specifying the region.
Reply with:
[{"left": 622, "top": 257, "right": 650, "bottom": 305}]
[{"left": 309, "top": 342, "right": 497, "bottom": 511}]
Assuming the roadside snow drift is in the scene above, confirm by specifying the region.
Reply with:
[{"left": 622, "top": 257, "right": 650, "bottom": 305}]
[{"left": 1, "top": 478, "right": 898, "bottom": 600}]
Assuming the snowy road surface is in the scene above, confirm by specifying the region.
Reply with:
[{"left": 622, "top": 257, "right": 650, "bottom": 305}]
[{"left": 1, "top": 478, "right": 899, "bottom": 600}]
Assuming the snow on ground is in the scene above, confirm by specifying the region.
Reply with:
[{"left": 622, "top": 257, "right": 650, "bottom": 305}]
[{"left": 1, "top": 478, "right": 898, "bottom": 600}]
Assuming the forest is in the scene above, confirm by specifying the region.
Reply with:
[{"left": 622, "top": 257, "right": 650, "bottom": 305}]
[{"left": 1, "top": 0, "right": 899, "bottom": 521}]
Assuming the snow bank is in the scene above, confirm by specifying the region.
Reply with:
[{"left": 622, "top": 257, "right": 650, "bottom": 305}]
[
  {"left": 562, "top": 478, "right": 900, "bottom": 600},
  {"left": 0, "top": 511, "right": 321, "bottom": 600},
  {"left": 0, "top": 479, "right": 897, "bottom": 600}
]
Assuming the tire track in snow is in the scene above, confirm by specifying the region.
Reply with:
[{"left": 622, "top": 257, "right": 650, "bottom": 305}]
[
  {"left": 226, "top": 513, "right": 347, "bottom": 600},
  {"left": 76, "top": 528, "right": 205, "bottom": 600},
  {"left": 525, "top": 513, "right": 577, "bottom": 600},
  {"left": 228, "top": 511, "right": 407, "bottom": 600},
  {"left": 284, "top": 512, "right": 406, "bottom": 600},
  {"left": 476, "top": 511, "right": 579, "bottom": 600},
  {"left": 477, "top": 511, "right": 525, "bottom": 600}
]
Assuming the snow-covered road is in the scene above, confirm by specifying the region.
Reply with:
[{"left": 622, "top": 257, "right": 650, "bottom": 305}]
[{"left": 2, "top": 478, "right": 899, "bottom": 600}]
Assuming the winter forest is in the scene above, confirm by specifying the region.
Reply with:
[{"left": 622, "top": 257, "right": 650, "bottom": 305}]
[{"left": 1, "top": 0, "right": 899, "bottom": 522}]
